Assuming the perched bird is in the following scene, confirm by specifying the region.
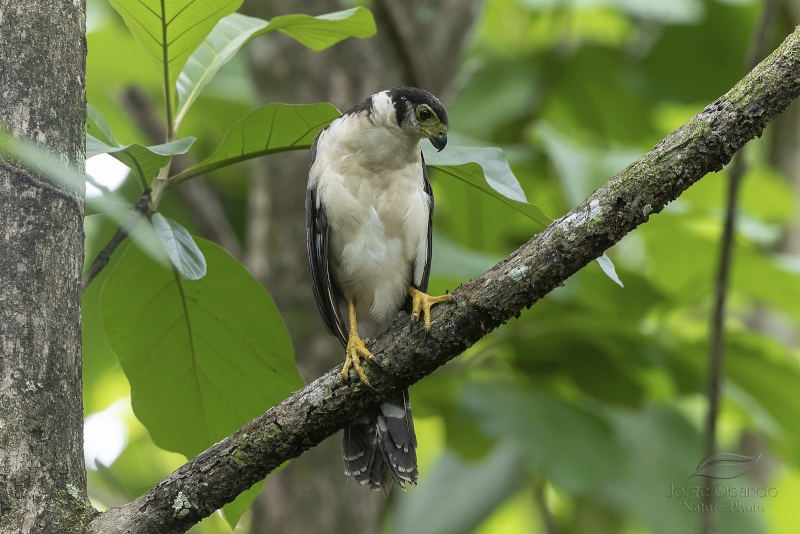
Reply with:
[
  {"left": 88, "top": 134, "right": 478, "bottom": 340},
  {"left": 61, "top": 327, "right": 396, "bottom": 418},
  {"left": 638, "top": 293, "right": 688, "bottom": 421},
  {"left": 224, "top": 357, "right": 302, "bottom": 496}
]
[{"left": 306, "top": 87, "right": 455, "bottom": 495}]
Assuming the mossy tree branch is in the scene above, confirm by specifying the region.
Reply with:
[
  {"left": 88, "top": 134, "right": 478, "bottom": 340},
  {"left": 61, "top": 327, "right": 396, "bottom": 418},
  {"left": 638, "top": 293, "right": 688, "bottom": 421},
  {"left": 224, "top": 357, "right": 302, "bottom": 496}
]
[{"left": 88, "top": 25, "right": 800, "bottom": 534}]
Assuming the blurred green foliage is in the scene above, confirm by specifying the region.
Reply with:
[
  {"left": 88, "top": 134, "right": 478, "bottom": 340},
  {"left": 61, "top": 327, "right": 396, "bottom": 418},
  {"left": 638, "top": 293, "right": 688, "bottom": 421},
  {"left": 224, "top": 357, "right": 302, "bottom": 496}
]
[{"left": 81, "top": 0, "right": 800, "bottom": 533}]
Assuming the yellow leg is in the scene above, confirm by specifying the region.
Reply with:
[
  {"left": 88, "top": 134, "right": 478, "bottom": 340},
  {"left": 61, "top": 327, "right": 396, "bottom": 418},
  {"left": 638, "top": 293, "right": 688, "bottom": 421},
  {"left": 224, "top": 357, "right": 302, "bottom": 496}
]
[
  {"left": 341, "top": 300, "right": 376, "bottom": 384},
  {"left": 407, "top": 286, "right": 456, "bottom": 333}
]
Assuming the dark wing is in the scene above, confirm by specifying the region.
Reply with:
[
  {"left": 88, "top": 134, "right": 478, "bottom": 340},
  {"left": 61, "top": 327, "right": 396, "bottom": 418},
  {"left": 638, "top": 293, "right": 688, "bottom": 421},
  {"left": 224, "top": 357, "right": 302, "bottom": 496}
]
[
  {"left": 417, "top": 151, "right": 434, "bottom": 293},
  {"left": 306, "top": 132, "right": 347, "bottom": 346}
]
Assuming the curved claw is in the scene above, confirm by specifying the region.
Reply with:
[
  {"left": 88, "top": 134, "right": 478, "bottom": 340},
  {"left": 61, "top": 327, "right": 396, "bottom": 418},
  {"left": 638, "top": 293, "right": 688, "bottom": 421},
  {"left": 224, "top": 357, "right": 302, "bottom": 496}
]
[
  {"left": 407, "top": 286, "right": 456, "bottom": 334},
  {"left": 341, "top": 333, "right": 376, "bottom": 384}
]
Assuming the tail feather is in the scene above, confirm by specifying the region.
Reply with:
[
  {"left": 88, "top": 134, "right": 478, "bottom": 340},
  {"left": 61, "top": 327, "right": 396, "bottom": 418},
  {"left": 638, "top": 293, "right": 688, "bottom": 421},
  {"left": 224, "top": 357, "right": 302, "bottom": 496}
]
[
  {"left": 342, "top": 389, "right": 418, "bottom": 496},
  {"left": 342, "top": 414, "right": 376, "bottom": 482}
]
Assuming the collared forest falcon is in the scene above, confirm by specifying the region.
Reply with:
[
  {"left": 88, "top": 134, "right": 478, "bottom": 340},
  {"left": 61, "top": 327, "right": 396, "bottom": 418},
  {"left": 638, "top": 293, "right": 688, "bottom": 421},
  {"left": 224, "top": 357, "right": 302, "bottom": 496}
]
[{"left": 306, "top": 87, "right": 455, "bottom": 494}]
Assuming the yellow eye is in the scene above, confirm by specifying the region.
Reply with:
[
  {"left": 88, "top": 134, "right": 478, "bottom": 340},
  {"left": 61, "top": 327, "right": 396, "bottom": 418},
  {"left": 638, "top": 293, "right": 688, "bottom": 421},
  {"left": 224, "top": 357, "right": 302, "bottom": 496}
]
[{"left": 417, "top": 106, "right": 432, "bottom": 121}]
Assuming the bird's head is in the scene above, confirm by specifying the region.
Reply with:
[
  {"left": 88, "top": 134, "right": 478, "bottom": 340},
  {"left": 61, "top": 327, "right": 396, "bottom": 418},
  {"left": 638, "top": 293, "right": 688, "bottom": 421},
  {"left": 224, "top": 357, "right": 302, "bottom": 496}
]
[{"left": 388, "top": 87, "right": 449, "bottom": 152}]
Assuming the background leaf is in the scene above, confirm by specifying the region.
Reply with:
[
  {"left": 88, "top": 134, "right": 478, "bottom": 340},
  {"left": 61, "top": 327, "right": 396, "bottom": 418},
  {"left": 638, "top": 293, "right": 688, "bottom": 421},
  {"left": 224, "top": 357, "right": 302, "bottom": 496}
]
[
  {"left": 462, "top": 383, "right": 622, "bottom": 494},
  {"left": 424, "top": 145, "right": 529, "bottom": 203},
  {"left": 171, "top": 103, "right": 340, "bottom": 183},
  {"left": 86, "top": 134, "right": 195, "bottom": 184},
  {"left": 151, "top": 213, "right": 207, "bottom": 280},
  {"left": 423, "top": 144, "right": 551, "bottom": 228},
  {"left": 108, "top": 0, "right": 243, "bottom": 108},
  {"left": 87, "top": 103, "right": 119, "bottom": 146},
  {"left": 175, "top": 8, "right": 375, "bottom": 128},
  {"left": 266, "top": 7, "right": 376, "bottom": 51},
  {"left": 221, "top": 480, "right": 265, "bottom": 529},
  {"left": 100, "top": 239, "right": 304, "bottom": 458},
  {"left": 392, "top": 443, "right": 523, "bottom": 534},
  {"left": 597, "top": 252, "right": 624, "bottom": 288}
]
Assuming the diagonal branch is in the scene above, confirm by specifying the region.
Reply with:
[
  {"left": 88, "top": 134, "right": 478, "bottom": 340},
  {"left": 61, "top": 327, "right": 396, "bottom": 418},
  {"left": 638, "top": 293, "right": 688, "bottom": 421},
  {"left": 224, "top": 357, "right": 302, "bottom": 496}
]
[{"left": 88, "top": 26, "right": 800, "bottom": 534}]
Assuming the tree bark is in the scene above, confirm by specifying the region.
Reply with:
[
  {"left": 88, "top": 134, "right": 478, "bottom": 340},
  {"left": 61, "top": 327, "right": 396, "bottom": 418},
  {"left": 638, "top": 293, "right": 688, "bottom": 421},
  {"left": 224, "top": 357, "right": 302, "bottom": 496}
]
[
  {"left": 239, "top": 1, "right": 480, "bottom": 533},
  {"left": 0, "top": 1, "right": 89, "bottom": 532},
  {"left": 87, "top": 24, "right": 800, "bottom": 534}
]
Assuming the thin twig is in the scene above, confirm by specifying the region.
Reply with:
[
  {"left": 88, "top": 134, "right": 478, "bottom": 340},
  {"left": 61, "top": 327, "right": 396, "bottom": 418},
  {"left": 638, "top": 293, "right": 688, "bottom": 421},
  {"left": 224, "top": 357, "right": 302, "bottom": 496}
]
[
  {"left": 81, "top": 191, "right": 150, "bottom": 292},
  {"left": 701, "top": 2, "right": 780, "bottom": 533},
  {"left": 704, "top": 151, "right": 746, "bottom": 456}
]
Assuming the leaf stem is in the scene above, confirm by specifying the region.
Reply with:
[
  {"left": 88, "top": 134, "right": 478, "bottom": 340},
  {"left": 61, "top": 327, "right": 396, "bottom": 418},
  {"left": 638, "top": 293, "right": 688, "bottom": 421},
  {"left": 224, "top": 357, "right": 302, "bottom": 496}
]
[
  {"left": 161, "top": 0, "right": 175, "bottom": 141},
  {"left": 168, "top": 145, "right": 317, "bottom": 188}
]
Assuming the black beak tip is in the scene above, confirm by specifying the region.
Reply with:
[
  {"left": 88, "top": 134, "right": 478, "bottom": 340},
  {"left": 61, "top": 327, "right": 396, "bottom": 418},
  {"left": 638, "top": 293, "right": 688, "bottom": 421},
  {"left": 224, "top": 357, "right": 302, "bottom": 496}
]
[{"left": 431, "top": 133, "right": 447, "bottom": 152}]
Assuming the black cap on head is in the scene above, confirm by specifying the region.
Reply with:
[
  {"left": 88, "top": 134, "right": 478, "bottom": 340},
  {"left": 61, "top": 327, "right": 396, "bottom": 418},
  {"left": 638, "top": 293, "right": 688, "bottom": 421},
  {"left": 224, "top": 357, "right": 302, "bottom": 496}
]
[{"left": 387, "top": 87, "right": 448, "bottom": 127}]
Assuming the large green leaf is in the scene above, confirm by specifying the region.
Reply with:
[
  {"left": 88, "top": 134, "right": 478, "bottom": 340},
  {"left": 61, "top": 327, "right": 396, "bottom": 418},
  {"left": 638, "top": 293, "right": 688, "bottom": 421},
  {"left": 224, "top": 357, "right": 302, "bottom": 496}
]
[
  {"left": 100, "top": 239, "right": 304, "bottom": 458},
  {"left": 174, "top": 8, "right": 375, "bottom": 128},
  {"left": 170, "top": 102, "right": 340, "bottom": 184},
  {"left": 462, "top": 383, "right": 622, "bottom": 494},
  {"left": 392, "top": 443, "right": 523, "bottom": 534},
  {"left": 108, "top": 0, "right": 243, "bottom": 115},
  {"left": 423, "top": 144, "right": 551, "bottom": 228},
  {"left": 268, "top": 7, "right": 376, "bottom": 50},
  {"left": 87, "top": 134, "right": 195, "bottom": 185}
]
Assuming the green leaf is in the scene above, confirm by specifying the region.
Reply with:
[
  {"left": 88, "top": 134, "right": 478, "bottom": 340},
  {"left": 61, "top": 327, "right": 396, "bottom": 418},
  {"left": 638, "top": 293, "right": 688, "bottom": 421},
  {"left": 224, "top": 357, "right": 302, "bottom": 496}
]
[
  {"left": 430, "top": 231, "right": 503, "bottom": 281},
  {"left": 100, "top": 239, "right": 304, "bottom": 458},
  {"left": 108, "top": 0, "right": 243, "bottom": 115},
  {"left": 221, "top": 480, "right": 264, "bottom": 529},
  {"left": 392, "top": 443, "right": 523, "bottom": 534},
  {"left": 726, "top": 334, "right": 800, "bottom": 464},
  {"left": 220, "top": 459, "right": 289, "bottom": 528},
  {"left": 266, "top": 7, "right": 376, "bottom": 51},
  {"left": 86, "top": 134, "right": 195, "bottom": 184},
  {"left": 462, "top": 383, "right": 622, "bottom": 494},
  {"left": 423, "top": 145, "right": 551, "bottom": 229},
  {"left": 174, "top": 8, "right": 375, "bottom": 128},
  {"left": 87, "top": 103, "right": 119, "bottom": 146},
  {"left": 170, "top": 103, "right": 340, "bottom": 185},
  {"left": 151, "top": 214, "right": 206, "bottom": 280}
]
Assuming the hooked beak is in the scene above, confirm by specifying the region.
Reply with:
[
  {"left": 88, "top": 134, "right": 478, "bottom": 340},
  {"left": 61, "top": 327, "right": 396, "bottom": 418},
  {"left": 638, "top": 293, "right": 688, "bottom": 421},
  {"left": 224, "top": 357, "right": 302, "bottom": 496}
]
[{"left": 429, "top": 132, "right": 447, "bottom": 152}]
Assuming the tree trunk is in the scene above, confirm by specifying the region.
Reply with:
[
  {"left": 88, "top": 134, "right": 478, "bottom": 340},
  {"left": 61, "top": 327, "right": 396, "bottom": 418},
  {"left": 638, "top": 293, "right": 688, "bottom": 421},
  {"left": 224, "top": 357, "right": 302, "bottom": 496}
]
[
  {"left": 239, "top": 1, "right": 479, "bottom": 532},
  {"left": 0, "top": 1, "right": 89, "bottom": 532}
]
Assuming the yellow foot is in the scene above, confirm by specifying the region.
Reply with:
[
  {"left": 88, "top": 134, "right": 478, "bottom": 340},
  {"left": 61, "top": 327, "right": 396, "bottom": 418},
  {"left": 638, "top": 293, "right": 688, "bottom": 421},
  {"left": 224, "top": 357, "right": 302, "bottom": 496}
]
[
  {"left": 341, "top": 333, "right": 376, "bottom": 384},
  {"left": 408, "top": 286, "right": 456, "bottom": 334}
]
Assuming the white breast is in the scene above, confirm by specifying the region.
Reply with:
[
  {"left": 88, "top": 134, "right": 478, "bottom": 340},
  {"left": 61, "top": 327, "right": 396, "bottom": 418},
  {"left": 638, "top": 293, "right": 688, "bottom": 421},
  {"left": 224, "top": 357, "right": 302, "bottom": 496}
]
[{"left": 310, "top": 102, "right": 430, "bottom": 337}]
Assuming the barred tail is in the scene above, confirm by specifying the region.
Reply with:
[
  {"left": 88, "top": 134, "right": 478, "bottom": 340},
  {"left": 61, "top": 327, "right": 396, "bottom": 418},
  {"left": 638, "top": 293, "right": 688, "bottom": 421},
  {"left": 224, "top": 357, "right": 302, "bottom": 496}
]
[{"left": 342, "top": 389, "right": 418, "bottom": 496}]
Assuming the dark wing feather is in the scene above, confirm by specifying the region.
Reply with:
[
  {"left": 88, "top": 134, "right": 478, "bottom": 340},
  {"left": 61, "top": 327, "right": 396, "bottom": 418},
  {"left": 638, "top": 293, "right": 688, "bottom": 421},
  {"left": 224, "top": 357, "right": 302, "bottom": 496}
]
[
  {"left": 306, "top": 131, "right": 347, "bottom": 346},
  {"left": 418, "top": 152, "right": 434, "bottom": 293}
]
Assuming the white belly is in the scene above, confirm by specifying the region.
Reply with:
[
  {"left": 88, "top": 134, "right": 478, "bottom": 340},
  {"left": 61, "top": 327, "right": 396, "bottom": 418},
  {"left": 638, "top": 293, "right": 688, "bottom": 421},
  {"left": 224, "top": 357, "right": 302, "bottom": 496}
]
[{"left": 318, "top": 162, "right": 430, "bottom": 338}]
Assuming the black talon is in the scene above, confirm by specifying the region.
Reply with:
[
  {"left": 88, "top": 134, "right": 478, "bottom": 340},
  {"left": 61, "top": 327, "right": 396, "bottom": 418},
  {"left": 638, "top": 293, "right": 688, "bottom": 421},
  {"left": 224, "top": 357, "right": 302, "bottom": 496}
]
[
  {"left": 409, "top": 314, "right": 418, "bottom": 333},
  {"left": 424, "top": 326, "right": 431, "bottom": 338}
]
